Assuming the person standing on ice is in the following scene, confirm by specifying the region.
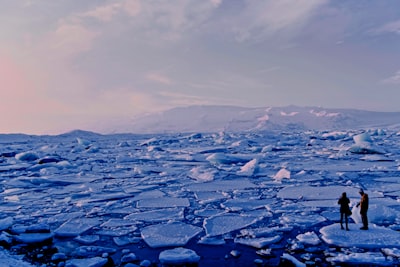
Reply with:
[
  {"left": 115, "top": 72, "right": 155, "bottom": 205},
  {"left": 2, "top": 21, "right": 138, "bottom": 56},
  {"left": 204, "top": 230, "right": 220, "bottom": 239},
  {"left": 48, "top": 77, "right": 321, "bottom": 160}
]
[
  {"left": 338, "top": 192, "right": 351, "bottom": 231},
  {"left": 356, "top": 189, "right": 369, "bottom": 230}
]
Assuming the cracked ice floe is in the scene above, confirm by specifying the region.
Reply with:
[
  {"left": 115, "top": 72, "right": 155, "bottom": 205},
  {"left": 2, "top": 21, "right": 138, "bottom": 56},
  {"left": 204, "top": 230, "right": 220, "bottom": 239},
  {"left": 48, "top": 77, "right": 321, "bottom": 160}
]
[
  {"left": 326, "top": 252, "right": 393, "bottom": 266},
  {"left": 194, "top": 191, "right": 227, "bottom": 205},
  {"left": 14, "top": 233, "right": 54, "bottom": 244},
  {"left": 141, "top": 222, "right": 202, "bottom": 248},
  {"left": 54, "top": 218, "right": 100, "bottom": 237},
  {"left": 236, "top": 158, "right": 259, "bottom": 176},
  {"left": 296, "top": 231, "right": 321, "bottom": 245},
  {"left": 65, "top": 256, "right": 108, "bottom": 267},
  {"left": 320, "top": 224, "right": 400, "bottom": 248},
  {"left": 277, "top": 185, "right": 364, "bottom": 200},
  {"left": 159, "top": 247, "right": 200, "bottom": 265},
  {"left": 280, "top": 214, "right": 326, "bottom": 227},
  {"left": 124, "top": 207, "right": 184, "bottom": 222},
  {"left": 221, "top": 198, "right": 275, "bottom": 212},
  {"left": 204, "top": 214, "right": 262, "bottom": 237},
  {"left": 234, "top": 235, "right": 282, "bottom": 248},
  {"left": 187, "top": 179, "right": 257, "bottom": 192},
  {"left": 206, "top": 153, "right": 251, "bottom": 165},
  {"left": 136, "top": 197, "right": 190, "bottom": 208},
  {"left": 349, "top": 132, "right": 385, "bottom": 154}
]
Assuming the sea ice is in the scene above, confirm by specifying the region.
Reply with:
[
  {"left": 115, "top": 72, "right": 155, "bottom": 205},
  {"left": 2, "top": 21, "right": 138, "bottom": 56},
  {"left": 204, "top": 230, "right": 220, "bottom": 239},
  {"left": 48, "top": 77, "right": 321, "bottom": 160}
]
[
  {"left": 204, "top": 214, "right": 262, "bottom": 237},
  {"left": 320, "top": 223, "right": 400, "bottom": 248},
  {"left": 124, "top": 207, "right": 184, "bottom": 222},
  {"left": 14, "top": 233, "right": 54, "bottom": 244},
  {"left": 65, "top": 256, "right": 108, "bottom": 267},
  {"left": 326, "top": 252, "right": 392, "bottom": 266},
  {"left": 159, "top": 247, "right": 200, "bottom": 265},
  {"left": 236, "top": 158, "right": 259, "bottom": 176},
  {"left": 136, "top": 197, "right": 190, "bottom": 208},
  {"left": 296, "top": 231, "right": 320, "bottom": 245},
  {"left": 54, "top": 218, "right": 100, "bottom": 237},
  {"left": 141, "top": 222, "right": 202, "bottom": 248},
  {"left": 234, "top": 235, "right": 282, "bottom": 248}
]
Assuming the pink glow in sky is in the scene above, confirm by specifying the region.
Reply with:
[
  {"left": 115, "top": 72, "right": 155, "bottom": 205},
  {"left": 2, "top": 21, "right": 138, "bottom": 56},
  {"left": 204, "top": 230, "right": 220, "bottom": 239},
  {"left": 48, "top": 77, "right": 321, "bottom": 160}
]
[{"left": 1, "top": 0, "right": 400, "bottom": 134}]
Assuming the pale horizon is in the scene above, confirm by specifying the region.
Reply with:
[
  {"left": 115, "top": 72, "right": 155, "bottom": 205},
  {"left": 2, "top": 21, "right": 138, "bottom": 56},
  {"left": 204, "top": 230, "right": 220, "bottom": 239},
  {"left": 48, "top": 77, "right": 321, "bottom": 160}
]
[{"left": 1, "top": 0, "right": 400, "bottom": 134}]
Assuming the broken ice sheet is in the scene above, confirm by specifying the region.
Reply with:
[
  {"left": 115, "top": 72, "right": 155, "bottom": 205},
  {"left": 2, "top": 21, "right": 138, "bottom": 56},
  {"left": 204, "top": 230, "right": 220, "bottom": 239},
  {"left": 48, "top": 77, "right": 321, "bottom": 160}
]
[
  {"left": 234, "top": 235, "right": 282, "bottom": 249},
  {"left": 320, "top": 224, "right": 400, "bottom": 248},
  {"left": 141, "top": 222, "right": 202, "bottom": 248},
  {"left": 124, "top": 207, "right": 184, "bottom": 222},
  {"left": 204, "top": 214, "right": 262, "bottom": 237},
  {"left": 136, "top": 197, "right": 190, "bottom": 208},
  {"left": 54, "top": 218, "right": 100, "bottom": 237}
]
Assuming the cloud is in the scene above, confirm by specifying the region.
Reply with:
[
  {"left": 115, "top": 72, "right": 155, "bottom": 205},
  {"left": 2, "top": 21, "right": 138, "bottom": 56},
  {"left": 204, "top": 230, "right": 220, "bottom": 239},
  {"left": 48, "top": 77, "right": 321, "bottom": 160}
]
[
  {"left": 231, "top": 0, "right": 329, "bottom": 41},
  {"left": 146, "top": 72, "right": 173, "bottom": 85},
  {"left": 79, "top": 0, "right": 141, "bottom": 22},
  {"left": 372, "top": 20, "right": 400, "bottom": 35},
  {"left": 382, "top": 70, "right": 400, "bottom": 85}
]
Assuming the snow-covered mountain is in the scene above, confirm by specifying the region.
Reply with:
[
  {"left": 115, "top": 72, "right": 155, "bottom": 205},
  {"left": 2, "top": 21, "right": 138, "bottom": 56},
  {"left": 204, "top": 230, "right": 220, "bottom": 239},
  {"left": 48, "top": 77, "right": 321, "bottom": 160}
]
[{"left": 111, "top": 105, "right": 400, "bottom": 134}]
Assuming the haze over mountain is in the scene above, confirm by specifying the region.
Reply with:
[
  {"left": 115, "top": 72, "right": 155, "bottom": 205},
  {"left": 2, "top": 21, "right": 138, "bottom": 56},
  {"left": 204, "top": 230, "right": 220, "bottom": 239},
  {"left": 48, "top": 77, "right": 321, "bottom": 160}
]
[{"left": 107, "top": 105, "right": 400, "bottom": 134}]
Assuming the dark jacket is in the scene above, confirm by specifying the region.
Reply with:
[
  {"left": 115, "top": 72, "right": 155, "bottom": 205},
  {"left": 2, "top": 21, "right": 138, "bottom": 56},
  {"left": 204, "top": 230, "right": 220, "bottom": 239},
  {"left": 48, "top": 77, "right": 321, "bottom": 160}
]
[{"left": 338, "top": 196, "right": 351, "bottom": 214}]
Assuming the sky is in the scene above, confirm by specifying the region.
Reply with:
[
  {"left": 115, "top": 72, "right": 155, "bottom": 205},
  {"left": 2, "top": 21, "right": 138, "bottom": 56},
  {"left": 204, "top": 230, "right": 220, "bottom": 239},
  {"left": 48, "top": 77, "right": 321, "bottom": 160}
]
[{"left": 1, "top": 0, "right": 400, "bottom": 134}]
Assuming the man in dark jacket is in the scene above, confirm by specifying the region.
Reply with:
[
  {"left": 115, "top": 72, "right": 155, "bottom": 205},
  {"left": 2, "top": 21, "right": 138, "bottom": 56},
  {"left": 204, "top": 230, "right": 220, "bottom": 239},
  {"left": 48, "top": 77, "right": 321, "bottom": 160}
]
[
  {"left": 357, "top": 189, "right": 369, "bottom": 230},
  {"left": 338, "top": 192, "right": 351, "bottom": 230}
]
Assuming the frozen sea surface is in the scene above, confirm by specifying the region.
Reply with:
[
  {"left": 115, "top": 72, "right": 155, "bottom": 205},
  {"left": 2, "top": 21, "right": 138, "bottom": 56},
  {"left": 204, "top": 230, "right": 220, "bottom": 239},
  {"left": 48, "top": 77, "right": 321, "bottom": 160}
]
[{"left": 0, "top": 130, "right": 400, "bottom": 266}]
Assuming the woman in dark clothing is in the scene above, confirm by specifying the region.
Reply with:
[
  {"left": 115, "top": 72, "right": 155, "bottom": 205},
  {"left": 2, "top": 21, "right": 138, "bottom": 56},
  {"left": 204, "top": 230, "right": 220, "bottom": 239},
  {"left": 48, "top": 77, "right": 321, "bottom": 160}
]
[{"left": 338, "top": 192, "right": 351, "bottom": 230}]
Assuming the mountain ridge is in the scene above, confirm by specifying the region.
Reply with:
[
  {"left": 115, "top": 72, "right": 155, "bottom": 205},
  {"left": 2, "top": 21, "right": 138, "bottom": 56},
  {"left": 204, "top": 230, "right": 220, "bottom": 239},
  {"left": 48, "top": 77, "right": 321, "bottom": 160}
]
[{"left": 107, "top": 105, "right": 400, "bottom": 134}]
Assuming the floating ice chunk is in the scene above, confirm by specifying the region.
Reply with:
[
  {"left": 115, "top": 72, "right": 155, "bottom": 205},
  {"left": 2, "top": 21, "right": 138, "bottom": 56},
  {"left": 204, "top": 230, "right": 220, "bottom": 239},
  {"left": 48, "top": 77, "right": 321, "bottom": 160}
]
[
  {"left": 159, "top": 247, "right": 200, "bottom": 265},
  {"left": 189, "top": 167, "right": 215, "bottom": 182},
  {"left": 273, "top": 168, "right": 290, "bottom": 181},
  {"left": 278, "top": 185, "right": 360, "bottom": 201},
  {"left": 349, "top": 133, "right": 385, "bottom": 154},
  {"left": 194, "top": 191, "right": 226, "bottom": 205},
  {"left": 137, "top": 197, "right": 189, "bottom": 208},
  {"left": 0, "top": 248, "right": 35, "bottom": 267},
  {"left": 240, "top": 226, "right": 293, "bottom": 238},
  {"left": 14, "top": 233, "right": 54, "bottom": 244},
  {"left": 141, "top": 222, "right": 202, "bottom": 248},
  {"left": 296, "top": 231, "right": 320, "bottom": 245},
  {"left": 132, "top": 190, "right": 165, "bottom": 200},
  {"left": 100, "top": 219, "right": 136, "bottom": 228},
  {"left": 113, "top": 236, "right": 141, "bottom": 246},
  {"left": 74, "top": 246, "right": 116, "bottom": 257},
  {"left": 197, "top": 236, "right": 226, "bottom": 245},
  {"left": 206, "top": 153, "right": 250, "bottom": 165},
  {"left": 0, "top": 217, "right": 13, "bottom": 231},
  {"left": 326, "top": 252, "right": 392, "bottom": 266},
  {"left": 74, "top": 235, "right": 100, "bottom": 245},
  {"left": 234, "top": 235, "right": 282, "bottom": 248},
  {"left": 281, "top": 253, "right": 306, "bottom": 267},
  {"left": 221, "top": 198, "right": 274, "bottom": 212},
  {"left": 321, "top": 131, "right": 347, "bottom": 140},
  {"left": 280, "top": 214, "right": 326, "bottom": 227},
  {"left": 15, "top": 151, "right": 39, "bottom": 161},
  {"left": 66, "top": 257, "right": 108, "bottom": 267},
  {"left": 76, "top": 137, "right": 91, "bottom": 146},
  {"left": 55, "top": 218, "right": 100, "bottom": 237},
  {"left": 125, "top": 208, "right": 184, "bottom": 222},
  {"left": 320, "top": 223, "right": 400, "bottom": 248},
  {"left": 204, "top": 214, "right": 262, "bottom": 237},
  {"left": 349, "top": 144, "right": 385, "bottom": 154},
  {"left": 237, "top": 158, "right": 259, "bottom": 176},
  {"left": 382, "top": 248, "right": 400, "bottom": 258},
  {"left": 187, "top": 179, "right": 257, "bottom": 192},
  {"left": 353, "top": 133, "right": 373, "bottom": 144}
]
